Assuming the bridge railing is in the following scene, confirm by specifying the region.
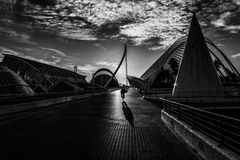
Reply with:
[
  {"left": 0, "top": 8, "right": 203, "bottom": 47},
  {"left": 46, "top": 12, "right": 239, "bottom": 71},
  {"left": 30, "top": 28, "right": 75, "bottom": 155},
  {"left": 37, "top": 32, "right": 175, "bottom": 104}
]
[
  {"left": 0, "top": 88, "right": 116, "bottom": 106},
  {"left": 142, "top": 90, "right": 240, "bottom": 103},
  {"left": 159, "top": 97, "right": 240, "bottom": 155},
  {"left": 143, "top": 90, "right": 240, "bottom": 97}
]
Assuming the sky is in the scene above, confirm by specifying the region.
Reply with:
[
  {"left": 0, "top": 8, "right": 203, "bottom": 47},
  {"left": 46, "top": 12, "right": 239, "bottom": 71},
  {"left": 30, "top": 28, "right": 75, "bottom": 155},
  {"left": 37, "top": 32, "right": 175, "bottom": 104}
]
[{"left": 0, "top": 0, "right": 240, "bottom": 83}]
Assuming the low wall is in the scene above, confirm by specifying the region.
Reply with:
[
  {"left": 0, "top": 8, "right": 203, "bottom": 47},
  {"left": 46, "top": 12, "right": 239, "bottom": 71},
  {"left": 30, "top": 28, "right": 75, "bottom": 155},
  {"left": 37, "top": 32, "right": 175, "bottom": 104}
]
[
  {"left": 0, "top": 90, "right": 117, "bottom": 116},
  {"left": 161, "top": 110, "right": 240, "bottom": 160}
]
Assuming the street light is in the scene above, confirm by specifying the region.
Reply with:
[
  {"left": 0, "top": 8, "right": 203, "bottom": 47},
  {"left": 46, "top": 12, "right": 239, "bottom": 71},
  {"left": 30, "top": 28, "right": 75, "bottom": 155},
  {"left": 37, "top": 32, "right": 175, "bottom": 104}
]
[{"left": 74, "top": 66, "right": 77, "bottom": 96}]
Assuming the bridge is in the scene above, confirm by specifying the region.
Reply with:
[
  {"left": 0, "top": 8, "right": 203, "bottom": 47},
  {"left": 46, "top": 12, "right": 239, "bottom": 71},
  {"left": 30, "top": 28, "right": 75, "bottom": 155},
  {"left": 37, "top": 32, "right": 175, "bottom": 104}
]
[
  {"left": 0, "top": 13, "right": 240, "bottom": 160},
  {"left": 0, "top": 89, "right": 201, "bottom": 160}
]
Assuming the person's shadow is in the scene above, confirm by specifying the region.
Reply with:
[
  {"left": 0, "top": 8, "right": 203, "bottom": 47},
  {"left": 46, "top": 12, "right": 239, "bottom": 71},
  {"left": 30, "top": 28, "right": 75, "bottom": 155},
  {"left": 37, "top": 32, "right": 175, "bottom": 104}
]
[{"left": 122, "top": 101, "right": 134, "bottom": 126}]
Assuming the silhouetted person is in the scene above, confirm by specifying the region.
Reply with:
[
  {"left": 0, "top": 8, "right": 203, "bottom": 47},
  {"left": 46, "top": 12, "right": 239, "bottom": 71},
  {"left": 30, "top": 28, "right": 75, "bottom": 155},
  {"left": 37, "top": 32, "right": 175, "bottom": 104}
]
[
  {"left": 122, "top": 101, "right": 134, "bottom": 126},
  {"left": 120, "top": 84, "right": 128, "bottom": 100}
]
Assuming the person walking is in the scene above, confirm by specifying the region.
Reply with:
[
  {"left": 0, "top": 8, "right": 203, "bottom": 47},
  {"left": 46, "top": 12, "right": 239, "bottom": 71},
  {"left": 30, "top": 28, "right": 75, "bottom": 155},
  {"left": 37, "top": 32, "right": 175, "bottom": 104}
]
[{"left": 120, "top": 84, "right": 128, "bottom": 100}]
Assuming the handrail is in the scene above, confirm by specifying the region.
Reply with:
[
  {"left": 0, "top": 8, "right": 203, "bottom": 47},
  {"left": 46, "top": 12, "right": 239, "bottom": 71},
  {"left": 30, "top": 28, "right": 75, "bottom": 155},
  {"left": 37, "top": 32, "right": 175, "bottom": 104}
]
[
  {"left": 0, "top": 88, "right": 119, "bottom": 106},
  {"left": 142, "top": 89, "right": 240, "bottom": 98},
  {"left": 159, "top": 97, "right": 240, "bottom": 155},
  {"left": 160, "top": 98, "right": 240, "bottom": 122}
]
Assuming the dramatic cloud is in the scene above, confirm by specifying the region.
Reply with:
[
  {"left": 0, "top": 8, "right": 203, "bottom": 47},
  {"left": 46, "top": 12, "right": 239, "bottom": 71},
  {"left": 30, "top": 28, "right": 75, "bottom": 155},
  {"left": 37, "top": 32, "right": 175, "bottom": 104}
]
[
  {"left": 4, "top": 0, "right": 192, "bottom": 50},
  {"left": 2, "top": 0, "right": 240, "bottom": 50}
]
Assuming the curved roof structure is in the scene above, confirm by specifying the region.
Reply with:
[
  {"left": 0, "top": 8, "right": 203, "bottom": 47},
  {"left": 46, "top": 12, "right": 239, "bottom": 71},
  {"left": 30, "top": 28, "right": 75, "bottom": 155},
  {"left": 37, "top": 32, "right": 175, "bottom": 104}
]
[
  {"left": 0, "top": 66, "right": 35, "bottom": 96},
  {"left": 141, "top": 36, "right": 240, "bottom": 87},
  {"left": 90, "top": 44, "right": 127, "bottom": 89},
  {"left": 91, "top": 68, "right": 119, "bottom": 88},
  {"left": 140, "top": 13, "right": 240, "bottom": 97},
  {"left": 1, "top": 54, "right": 87, "bottom": 93},
  {"left": 127, "top": 75, "right": 148, "bottom": 89}
]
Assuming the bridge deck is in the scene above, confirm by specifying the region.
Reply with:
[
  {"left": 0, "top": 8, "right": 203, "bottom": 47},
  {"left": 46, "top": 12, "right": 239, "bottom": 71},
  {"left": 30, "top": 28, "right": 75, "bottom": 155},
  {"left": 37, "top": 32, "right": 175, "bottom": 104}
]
[{"left": 0, "top": 89, "right": 200, "bottom": 160}]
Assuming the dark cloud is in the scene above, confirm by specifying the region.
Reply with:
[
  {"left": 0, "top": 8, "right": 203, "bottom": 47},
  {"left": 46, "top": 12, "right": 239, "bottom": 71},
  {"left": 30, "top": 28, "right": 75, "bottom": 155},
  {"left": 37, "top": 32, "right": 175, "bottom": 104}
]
[{"left": 18, "top": 0, "right": 57, "bottom": 7}]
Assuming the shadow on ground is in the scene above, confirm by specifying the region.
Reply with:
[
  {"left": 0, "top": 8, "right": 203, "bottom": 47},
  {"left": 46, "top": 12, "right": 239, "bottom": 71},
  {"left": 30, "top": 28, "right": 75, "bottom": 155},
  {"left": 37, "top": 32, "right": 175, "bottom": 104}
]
[{"left": 122, "top": 101, "right": 134, "bottom": 126}]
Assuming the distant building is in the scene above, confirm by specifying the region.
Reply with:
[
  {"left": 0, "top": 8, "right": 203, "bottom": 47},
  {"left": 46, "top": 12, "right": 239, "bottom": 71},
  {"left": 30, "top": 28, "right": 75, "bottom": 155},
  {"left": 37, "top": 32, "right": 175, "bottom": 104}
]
[
  {"left": 91, "top": 68, "right": 119, "bottom": 89},
  {"left": 1, "top": 54, "right": 87, "bottom": 93},
  {"left": 0, "top": 65, "right": 34, "bottom": 96}
]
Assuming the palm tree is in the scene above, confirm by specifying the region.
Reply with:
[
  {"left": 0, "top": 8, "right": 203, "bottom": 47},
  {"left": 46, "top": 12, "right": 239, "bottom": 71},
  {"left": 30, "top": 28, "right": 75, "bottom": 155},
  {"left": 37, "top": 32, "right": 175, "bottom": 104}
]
[{"left": 213, "top": 60, "right": 225, "bottom": 79}]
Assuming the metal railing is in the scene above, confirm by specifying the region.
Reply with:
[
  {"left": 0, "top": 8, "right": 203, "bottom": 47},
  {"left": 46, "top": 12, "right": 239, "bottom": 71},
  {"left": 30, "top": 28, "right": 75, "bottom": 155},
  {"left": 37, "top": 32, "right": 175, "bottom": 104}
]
[
  {"left": 143, "top": 90, "right": 240, "bottom": 97},
  {"left": 160, "top": 97, "right": 240, "bottom": 155},
  {"left": 142, "top": 90, "right": 240, "bottom": 103},
  {"left": 0, "top": 88, "right": 119, "bottom": 106}
]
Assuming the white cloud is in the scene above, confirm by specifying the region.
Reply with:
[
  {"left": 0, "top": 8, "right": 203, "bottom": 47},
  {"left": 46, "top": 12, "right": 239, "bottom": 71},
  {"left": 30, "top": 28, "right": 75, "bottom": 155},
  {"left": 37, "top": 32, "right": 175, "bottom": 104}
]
[
  {"left": 0, "top": 47, "right": 58, "bottom": 66},
  {"left": 93, "top": 43, "right": 106, "bottom": 51},
  {"left": 59, "top": 29, "right": 98, "bottom": 41},
  {"left": 211, "top": 19, "right": 225, "bottom": 27},
  {"left": 17, "top": 34, "right": 36, "bottom": 45},
  {"left": 233, "top": 0, "right": 240, "bottom": 6},
  {"left": 77, "top": 64, "right": 99, "bottom": 73},
  {"left": 119, "top": 6, "right": 188, "bottom": 49},
  {"left": 0, "top": 27, "right": 36, "bottom": 45},
  {"left": 231, "top": 53, "right": 240, "bottom": 58},
  {"left": 0, "top": 46, "right": 22, "bottom": 56},
  {"left": 96, "top": 61, "right": 118, "bottom": 68},
  {"left": 211, "top": 12, "right": 231, "bottom": 27},
  {"left": 224, "top": 25, "right": 240, "bottom": 30},
  {"left": 39, "top": 47, "right": 66, "bottom": 56},
  {"left": 23, "top": 55, "right": 61, "bottom": 66},
  {"left": 211, "top": 12, "right": 240, "bottom": 33}
]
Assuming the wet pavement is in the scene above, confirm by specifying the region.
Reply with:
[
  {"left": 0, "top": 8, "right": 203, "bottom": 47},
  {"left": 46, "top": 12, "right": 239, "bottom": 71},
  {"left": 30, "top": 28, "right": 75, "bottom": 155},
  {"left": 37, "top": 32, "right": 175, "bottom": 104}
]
[{"left": 0, "top": 89, "right": 200, "bottom": 160}]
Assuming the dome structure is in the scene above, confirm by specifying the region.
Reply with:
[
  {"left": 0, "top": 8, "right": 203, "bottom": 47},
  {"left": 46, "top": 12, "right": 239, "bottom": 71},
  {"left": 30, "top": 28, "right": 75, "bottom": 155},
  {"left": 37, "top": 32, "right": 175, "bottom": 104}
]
[{"left": 91, "top": 68, "right": 119, "bottom": 89}]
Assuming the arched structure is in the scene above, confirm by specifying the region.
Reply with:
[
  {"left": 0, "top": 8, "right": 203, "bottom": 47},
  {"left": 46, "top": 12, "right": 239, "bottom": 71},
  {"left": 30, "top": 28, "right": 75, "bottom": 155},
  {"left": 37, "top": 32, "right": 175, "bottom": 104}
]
[
  {"left": 1, "top": 54, "right": 87, "bottom": 93},
  {"left": 91, "top": 68, "right": 119, "bottom": 89},
  {"left": 140, "top": 14, "right": 240, "bottom": 97},
  {"left": 91, "top": 44, "right": 127, "bottom": 89},
  {"left": 141, "top": 36, "right": 240, "bottom": 89},
  {"left": 0, "top": 66, "right": 35, "bottom": 96}
]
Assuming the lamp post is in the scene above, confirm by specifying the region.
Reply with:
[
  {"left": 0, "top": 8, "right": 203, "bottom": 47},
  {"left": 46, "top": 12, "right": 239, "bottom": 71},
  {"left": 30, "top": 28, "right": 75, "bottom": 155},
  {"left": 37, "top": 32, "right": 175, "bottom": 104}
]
[
  {"left": 125, "top": 47, "right": 128, "bottom": 86},
  {"left": 74, "top": 66, "right": 77, "bottom": 96}
]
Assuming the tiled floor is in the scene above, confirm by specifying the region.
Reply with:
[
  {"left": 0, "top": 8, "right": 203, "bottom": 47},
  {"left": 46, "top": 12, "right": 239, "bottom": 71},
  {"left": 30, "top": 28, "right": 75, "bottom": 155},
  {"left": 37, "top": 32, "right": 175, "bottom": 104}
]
[{"left": 1, "top": 89, "right": 200, "bottom": 160}]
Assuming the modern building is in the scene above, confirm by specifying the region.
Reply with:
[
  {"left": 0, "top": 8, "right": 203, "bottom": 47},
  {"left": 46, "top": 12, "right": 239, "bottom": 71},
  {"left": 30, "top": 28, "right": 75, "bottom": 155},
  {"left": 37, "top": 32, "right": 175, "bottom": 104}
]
[
  {"left": 0, "top": 65, "right": 35, "bottom": 96},
  {"left": 132, "top": 13, "right": 240, "bottom": 99},
  {"left": 91, "top": 68, "right": 119, "bottom": 89},
  {"left": 127, "top": 75, "right": 148, "bottom": 90},
  {"left": 1, "top": 54, "right": 87, "bottom": 93}
]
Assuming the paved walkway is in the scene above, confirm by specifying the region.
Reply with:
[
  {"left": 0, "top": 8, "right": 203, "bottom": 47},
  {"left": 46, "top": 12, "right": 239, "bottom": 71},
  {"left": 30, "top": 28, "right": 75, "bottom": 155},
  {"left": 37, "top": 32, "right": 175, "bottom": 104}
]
[{"left": 0, "top": 89, "right": 200, "bottom": 160}]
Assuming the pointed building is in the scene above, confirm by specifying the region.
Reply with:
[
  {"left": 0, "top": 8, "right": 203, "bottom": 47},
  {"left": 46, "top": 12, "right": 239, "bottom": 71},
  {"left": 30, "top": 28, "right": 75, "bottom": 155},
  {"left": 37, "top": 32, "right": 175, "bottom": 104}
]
[{"left": 172, "top": 13, "right": 224, "bottom": 97}]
